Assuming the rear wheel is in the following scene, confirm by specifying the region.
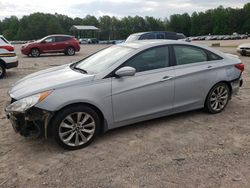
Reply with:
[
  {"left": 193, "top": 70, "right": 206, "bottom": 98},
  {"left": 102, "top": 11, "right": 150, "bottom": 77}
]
[
  {"left": 66, "top": 47, "right": 75, "bottom": 56},
  {"left": 205, "top": 83, "right": 230, "bottom": 114},
  {"left": 0, "top": 63, "right": 6, "bottom": 79},
  {"left": 30, "top": 48, "right": 40, "bottom": 57},
  {"left": 52, "top": 105, "right": 100, "bottom": 150}
]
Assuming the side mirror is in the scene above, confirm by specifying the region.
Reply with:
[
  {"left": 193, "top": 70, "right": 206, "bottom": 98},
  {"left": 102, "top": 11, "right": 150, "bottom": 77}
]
[
  {"left": 115, "top": 66, "right": 136, "bottom": 77},
  {"left": 41, "top": 40, "right": 46, "bottom": 44}
]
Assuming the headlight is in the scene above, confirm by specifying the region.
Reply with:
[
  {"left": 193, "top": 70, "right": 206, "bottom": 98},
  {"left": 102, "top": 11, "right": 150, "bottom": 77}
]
[{"left": 6, "top": 90, "right": 52, "bottom": 113}]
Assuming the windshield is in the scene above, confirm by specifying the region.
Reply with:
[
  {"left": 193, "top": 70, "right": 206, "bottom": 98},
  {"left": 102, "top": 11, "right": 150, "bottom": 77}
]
[
  {"left": 75, "top": 46, "right": 134, "bottom": 74},
  {"left": 125, "top": 34, "right": 140, "bottom": 42}
]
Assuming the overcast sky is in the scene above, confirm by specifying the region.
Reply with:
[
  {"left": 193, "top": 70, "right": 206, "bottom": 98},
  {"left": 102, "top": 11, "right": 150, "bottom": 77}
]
[{"left": 0, "top": 0, "right": 249, "bottom": 20}]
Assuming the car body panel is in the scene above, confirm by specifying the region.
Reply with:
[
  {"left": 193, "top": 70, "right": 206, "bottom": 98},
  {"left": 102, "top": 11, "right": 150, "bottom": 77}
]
[
  {"left": 111, "top": 67, "right": 175, "bottom": 127},
  {"left": 7, "top": 40, "right": 243, "bottom": 133},
  {"left": 9, "top": 65, "right": 95, "bottom": 100}
]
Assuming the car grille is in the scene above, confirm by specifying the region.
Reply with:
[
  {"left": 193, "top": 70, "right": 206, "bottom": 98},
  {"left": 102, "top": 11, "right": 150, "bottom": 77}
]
[{"left": 240, "top": 47, "right": 250, "bottom": 50}]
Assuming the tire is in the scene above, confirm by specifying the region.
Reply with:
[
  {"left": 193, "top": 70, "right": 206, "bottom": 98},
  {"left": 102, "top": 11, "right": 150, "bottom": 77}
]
[
  {"left": 52, "top": 105, "right": 100, "bottom": 150},
  {"left": 241, "top": 51, "right": 246, "bottom": 56},
  {"left": 30, "top": 48, "right": 40, "bottom": 57},
  {"left": 66, "top": 47, "right": 75, "bottom": 56},
  {"left": 205, "top": 83, "right": 230, "bottom": 114},
  {"left": 0, "top": 63, "right": 6, "bottom": 79}
]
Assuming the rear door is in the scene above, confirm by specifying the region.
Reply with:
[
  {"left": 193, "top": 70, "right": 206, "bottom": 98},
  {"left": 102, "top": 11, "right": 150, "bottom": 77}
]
[
  {"left": 55, "top": 36, "right": 71, "bottom": 51},
  {"left": 111, "top": 45, "right": 175, "bottom": 126},
  {"left": 172, "top": 44, "right": 221, "bottom": 111}
]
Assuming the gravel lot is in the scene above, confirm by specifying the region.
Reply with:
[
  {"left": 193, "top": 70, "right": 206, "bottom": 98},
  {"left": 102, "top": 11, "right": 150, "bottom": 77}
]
[{"left": 0, "top": 42, "right": 250, "bottom": 188}]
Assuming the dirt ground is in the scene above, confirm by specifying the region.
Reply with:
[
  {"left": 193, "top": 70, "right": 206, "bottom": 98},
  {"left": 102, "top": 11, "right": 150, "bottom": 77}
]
[{"left": 0, "top": 42, "right": 250, "bottom": 188}]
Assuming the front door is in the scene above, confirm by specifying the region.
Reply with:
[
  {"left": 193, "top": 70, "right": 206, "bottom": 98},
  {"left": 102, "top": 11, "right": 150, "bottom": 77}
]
[
  {"left": 111, "top": 45, "right": 175, "bottom": 126},
  {"left": 40, "top": 36, "right": 56, "bottom": 53}
]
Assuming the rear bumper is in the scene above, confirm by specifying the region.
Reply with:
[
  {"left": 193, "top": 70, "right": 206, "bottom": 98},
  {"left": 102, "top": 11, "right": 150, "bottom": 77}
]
[
  {"left": 1, "top": 55, "right": 18, "bottom": 69},
  {"left": 230, "top": 77, "right": 243, "bottom": 95},
  {"left": 6, "top": 61, "right": 18, "bottom": 69}
]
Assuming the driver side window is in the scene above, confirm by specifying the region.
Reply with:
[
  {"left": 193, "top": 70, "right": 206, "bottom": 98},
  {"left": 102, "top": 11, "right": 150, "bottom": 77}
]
[
  {"left": 44, "top": 37, "right": 55, "bottom": 43},
  {"left": 123, "top": 46, "right": 169, "bottom": 73}
]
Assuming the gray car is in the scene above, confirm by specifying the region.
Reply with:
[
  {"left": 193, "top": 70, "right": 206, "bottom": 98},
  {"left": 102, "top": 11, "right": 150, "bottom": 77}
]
[{"left": 5, "top": 40, "right": 244, "bottom": 150}]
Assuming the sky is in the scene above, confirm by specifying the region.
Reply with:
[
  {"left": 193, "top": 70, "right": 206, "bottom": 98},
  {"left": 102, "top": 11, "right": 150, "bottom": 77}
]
[{"left": 0, "top": 0, "right": 249, "bottom": 20}]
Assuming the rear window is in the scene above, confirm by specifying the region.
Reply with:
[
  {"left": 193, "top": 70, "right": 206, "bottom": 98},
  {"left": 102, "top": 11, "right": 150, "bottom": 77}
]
[
  {"left": 125, "top": 35, "right": 140, "bottom": 42},
  {"left": 55, "top": 36, "right": 72, "bottom": 42},
  {"left": 207, "top": 50, "right": 223, "bottom": 61},
  {"left": 166, "top": 33, "right": 177, "bottom": 40},
  {"left": 140, "top": 33, "right": 155, "bottom": 40}
]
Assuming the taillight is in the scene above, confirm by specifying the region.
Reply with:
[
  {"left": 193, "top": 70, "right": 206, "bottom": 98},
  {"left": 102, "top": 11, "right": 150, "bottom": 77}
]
[
  {"left": 0, "top": 45, "right": 14, "bottom": 52},
  {"left": 234, "top": 63, "right": 244, "bottom": 72}
]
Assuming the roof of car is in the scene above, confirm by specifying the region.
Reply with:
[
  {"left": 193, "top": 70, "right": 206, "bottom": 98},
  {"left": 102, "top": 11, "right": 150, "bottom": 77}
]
[
  {"left": 130, "top": 31, "right": 176, "bottom": 36},
  {"left": 46, "top": 34, "right": 74, "bottom": 37},
  {"left": 119, "top": 40, "right": 189, "bottom": 49}
]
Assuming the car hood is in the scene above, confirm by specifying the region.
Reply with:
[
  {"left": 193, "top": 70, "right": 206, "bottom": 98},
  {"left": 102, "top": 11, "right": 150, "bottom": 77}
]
[{"left": 9, "top": 64, "right": 95, "bottom": 100}]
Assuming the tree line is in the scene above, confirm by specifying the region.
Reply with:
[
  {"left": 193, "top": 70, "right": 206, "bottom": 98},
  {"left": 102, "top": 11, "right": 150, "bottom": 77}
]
[{"left": 0, "top": 3, "right": 249, "bottom": 41}]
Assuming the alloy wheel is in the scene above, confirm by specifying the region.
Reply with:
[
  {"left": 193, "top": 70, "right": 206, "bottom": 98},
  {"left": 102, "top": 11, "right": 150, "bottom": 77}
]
[
  {"left": 59, "top": 112, "right": 96, "bottom": 147},
  {"left": 31, "top": 49, "right": 40, "bottom": 57},
  {"left": 67, "top": 47, "right": 75, "bottom": 56},
  {"left": 210, "top": 85, "right": 229, "bottom": 112}
]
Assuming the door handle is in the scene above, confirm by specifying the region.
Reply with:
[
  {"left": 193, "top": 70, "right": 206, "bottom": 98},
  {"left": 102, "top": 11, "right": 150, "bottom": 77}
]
[
  {"left": 160, "top": 76, "right": 173, "bottom": 82},
  {"left": 207, "top": 65, "right": 213, "bottom": 69}
]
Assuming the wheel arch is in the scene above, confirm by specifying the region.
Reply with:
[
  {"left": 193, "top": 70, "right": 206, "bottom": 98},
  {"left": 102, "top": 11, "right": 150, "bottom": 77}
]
[
  {"left": 65, "top": 46, "right": 75, "bottom": 51},
  {"left": 29, "top": 47, "right": 41, "bottom": 54},
  {"left": 204, "top": 81, "right": 232, "bottom": 106},
  {"left": 0, "top": 59, "right": 6, "bottom": 68},
  {"left": 47, "top": 102, "right": 107, "bottom": 137}
]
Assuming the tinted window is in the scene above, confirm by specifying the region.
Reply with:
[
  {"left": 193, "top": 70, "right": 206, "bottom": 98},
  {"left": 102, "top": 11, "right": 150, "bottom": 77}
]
[
  {"left": 176, "top": 33, "right": 186, "bottom": 39},
  {"left": 174, "top": 45, "right": 208, "bottom": 65},
  {"left": 207, "top": 51, "right": 223, "bottom": 61},
  {"left": 44, "top": 37, "right": 55, "bottom": 43},
  {"left": 156, "top": 33, "right": 165, "bottom": 39},
  {"left": 55, "top": 36, "right": 70, "bottom": 42},
  {"left": 166, "top": 33, "right": 177, "bottom": 40},
  {"left": 140, "top": 33, "right": 155, "bottom": 40},
  {"left": 123, "top": 46, "right": 169, "bottom": 72}
]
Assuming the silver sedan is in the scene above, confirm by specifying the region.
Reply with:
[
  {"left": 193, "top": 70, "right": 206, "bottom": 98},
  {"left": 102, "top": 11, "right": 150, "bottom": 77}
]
[{"left": 5, "top": 40, "right": 244, "bottom": 150}]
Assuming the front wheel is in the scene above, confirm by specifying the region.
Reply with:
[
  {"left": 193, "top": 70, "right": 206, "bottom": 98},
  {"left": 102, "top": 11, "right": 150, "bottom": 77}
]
[
  {"left": 205, "top": 83, "right": 230, "bottom": 114},
  {"left": 30, "top": 48, "right": 40, "bottom": 57},
  {"left": 0, "top": 63, "right": 6, "bottom": 79},
  {"left": 52, "top": 105, "right": 100, "bottom": 150}
]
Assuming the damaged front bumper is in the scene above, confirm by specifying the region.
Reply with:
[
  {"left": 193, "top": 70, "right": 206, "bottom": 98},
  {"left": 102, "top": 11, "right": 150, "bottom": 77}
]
[{"left": 5, "top": 104, "right": 53, "bottom": 139}]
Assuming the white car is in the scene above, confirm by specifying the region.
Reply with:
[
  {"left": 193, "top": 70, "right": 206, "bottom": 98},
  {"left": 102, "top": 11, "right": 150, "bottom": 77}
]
[
  {"left": 0, "top": 35, "right": 18, "bottom": 78},
  {"left": 237, "top": 43, "right": 250, "bottom": 56}
]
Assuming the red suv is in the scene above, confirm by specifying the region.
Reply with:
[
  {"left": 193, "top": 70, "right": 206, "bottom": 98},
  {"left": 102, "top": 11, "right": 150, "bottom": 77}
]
[{"left": 21, "top": 35, "right": 80, "bottom": 57}]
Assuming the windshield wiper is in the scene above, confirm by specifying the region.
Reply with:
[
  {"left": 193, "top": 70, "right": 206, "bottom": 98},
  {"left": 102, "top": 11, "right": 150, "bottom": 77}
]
[{"left": 71, "top": 65, "right": 88, "bottom": 74}]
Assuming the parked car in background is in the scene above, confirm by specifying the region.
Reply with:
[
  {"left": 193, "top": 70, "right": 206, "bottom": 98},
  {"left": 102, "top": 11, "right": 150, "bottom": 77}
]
[
  {"left": 79, "top": 38, "right": 99, "bottom": 44},
  {"left": 237, "top": 43, "right": 250, "bottom": 56},
  {"left": 79, "top": 38, "right": 89, "bottom": 44},
  {"left": 0, "top": 35, "right": 18, "bottom": 78},
  {"left": 21, "top": 35, "right": 80, "bottom": 57},
  {"left": 125, "top": 31, "right": 187, "bottom": 42},
  {"left": 6, "top": 40, "right": 244, "bottom": 150}
]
